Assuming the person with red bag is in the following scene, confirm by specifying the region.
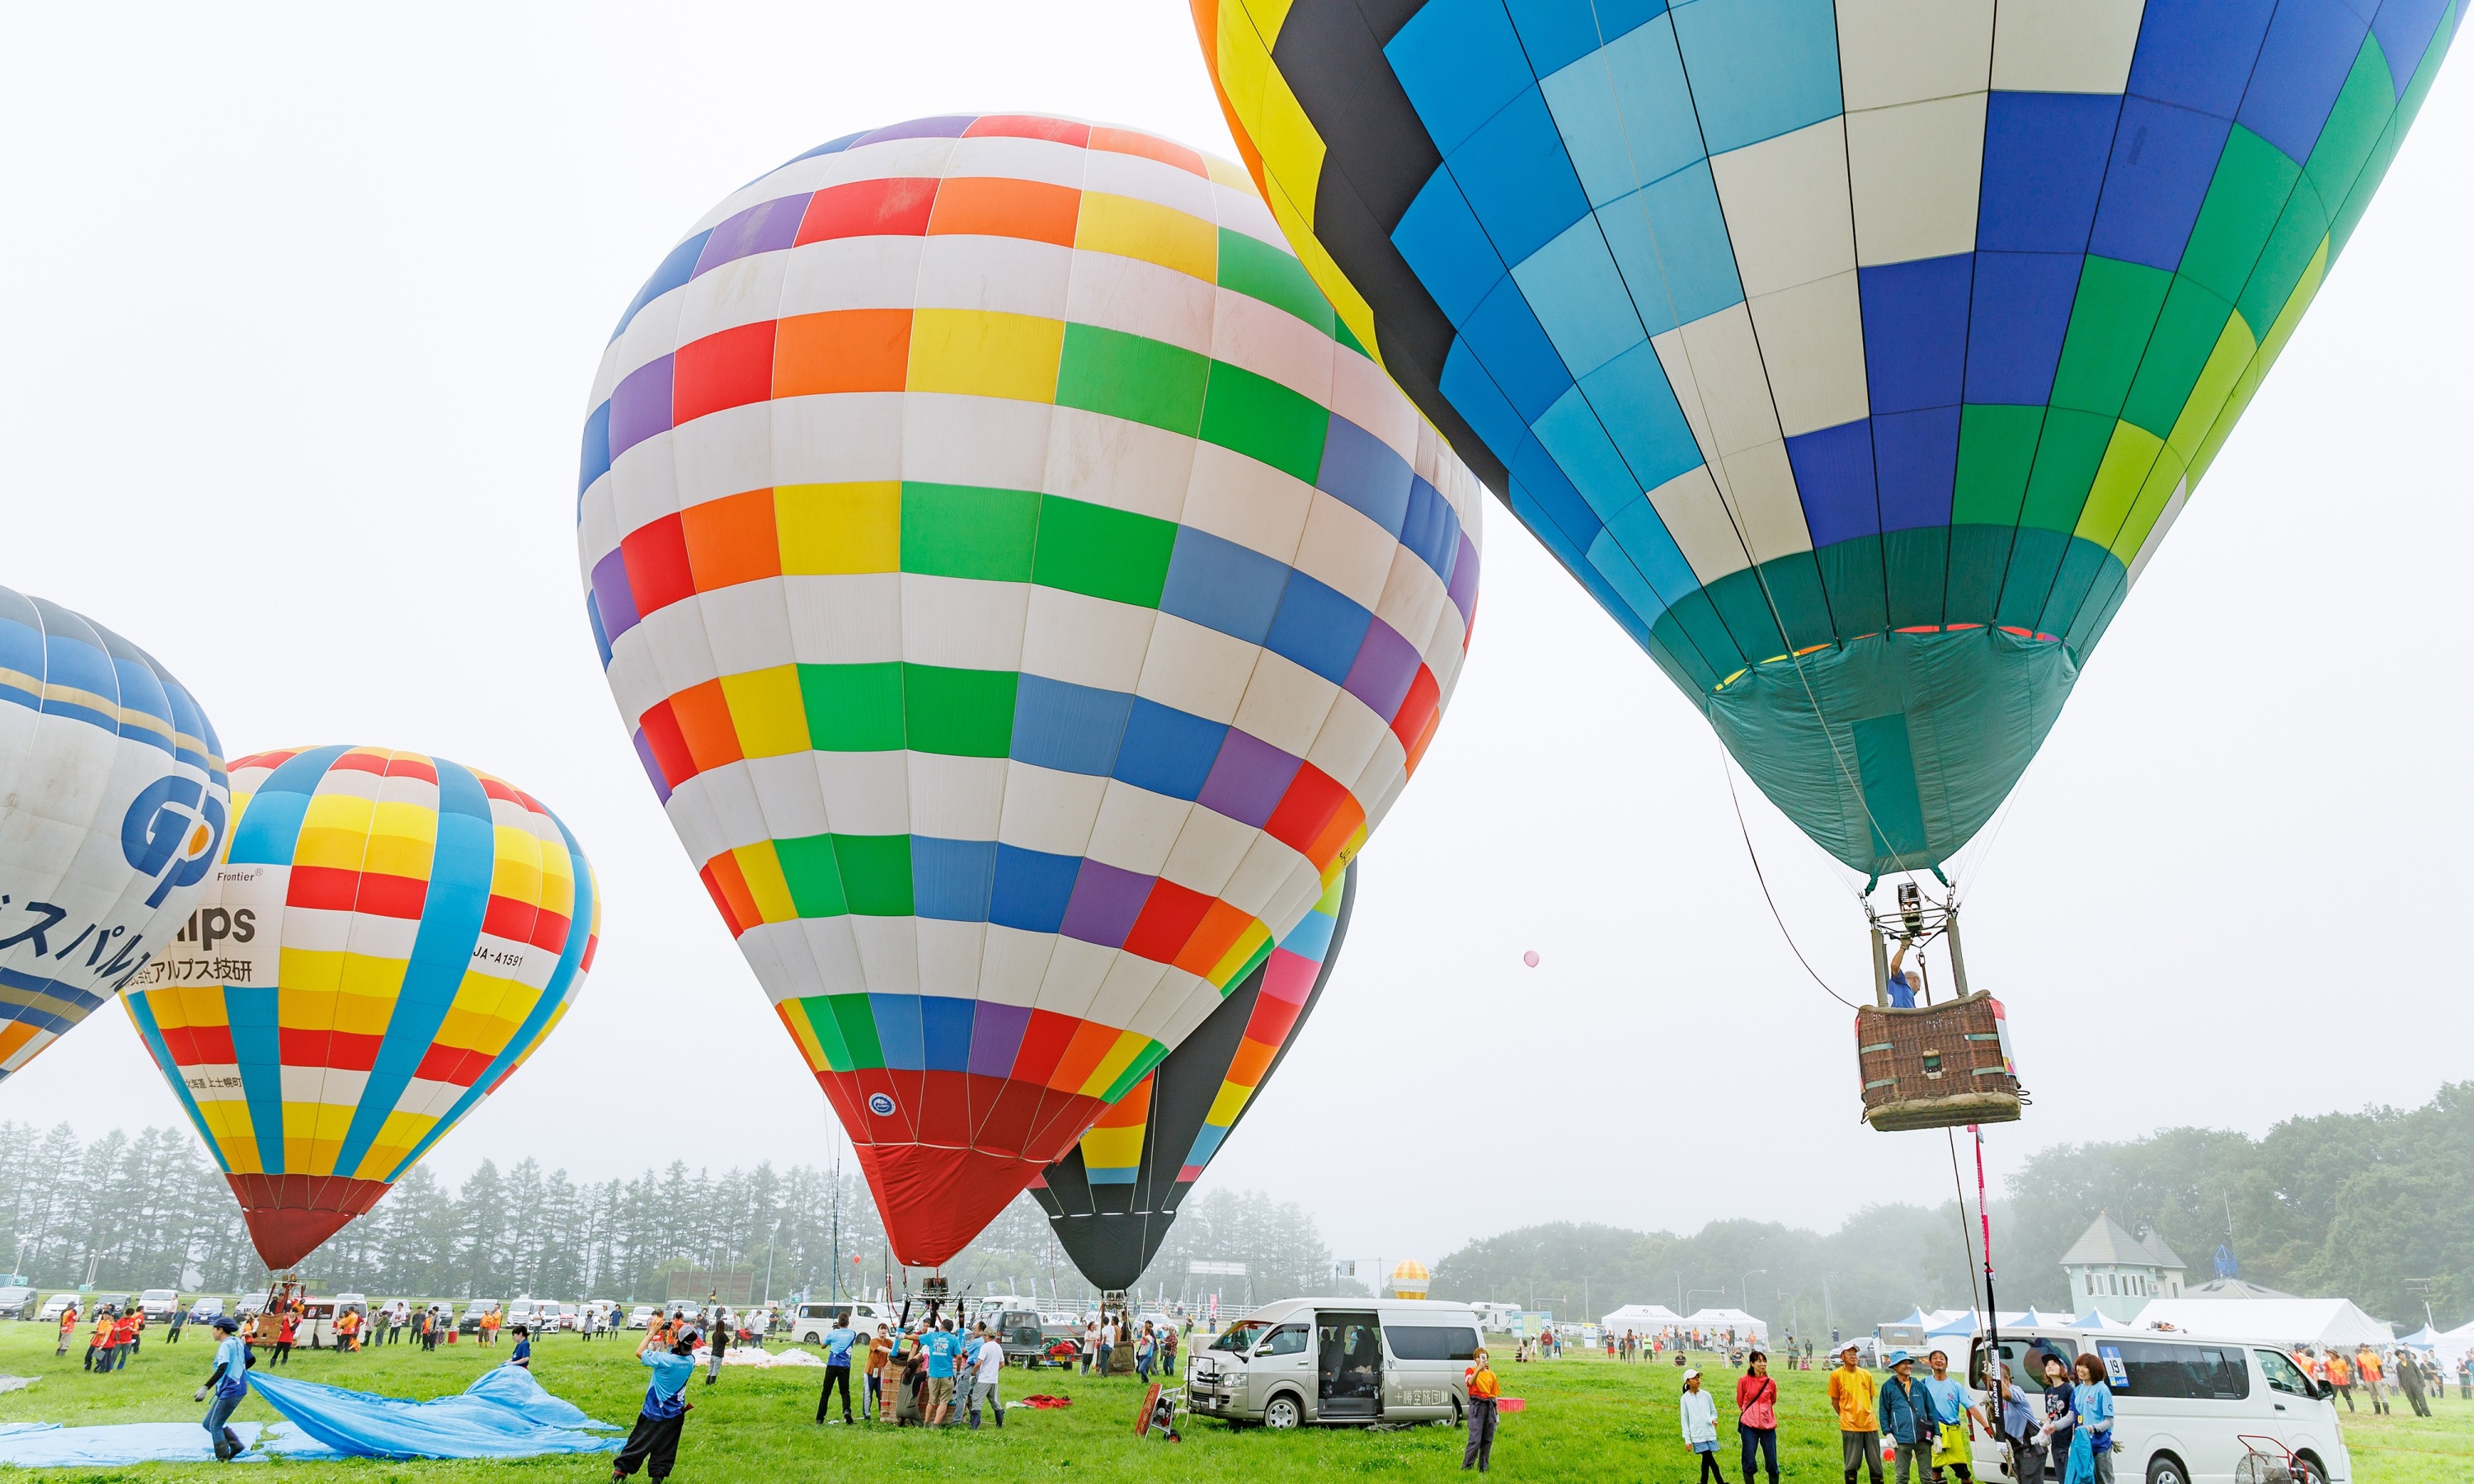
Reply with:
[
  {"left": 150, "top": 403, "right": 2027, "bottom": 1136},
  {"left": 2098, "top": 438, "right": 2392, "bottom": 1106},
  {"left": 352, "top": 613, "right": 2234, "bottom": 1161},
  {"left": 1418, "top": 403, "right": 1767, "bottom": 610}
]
[{"left": 1738, "top": 1350, "right": 1781, "bottom": 1484}]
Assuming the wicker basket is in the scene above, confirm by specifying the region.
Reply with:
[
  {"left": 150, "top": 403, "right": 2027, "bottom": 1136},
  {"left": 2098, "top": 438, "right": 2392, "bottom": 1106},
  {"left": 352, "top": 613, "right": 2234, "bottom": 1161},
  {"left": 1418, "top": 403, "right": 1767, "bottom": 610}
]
[{"left": 1855, "top": 992, "right": 2025, "bottom": 1132}]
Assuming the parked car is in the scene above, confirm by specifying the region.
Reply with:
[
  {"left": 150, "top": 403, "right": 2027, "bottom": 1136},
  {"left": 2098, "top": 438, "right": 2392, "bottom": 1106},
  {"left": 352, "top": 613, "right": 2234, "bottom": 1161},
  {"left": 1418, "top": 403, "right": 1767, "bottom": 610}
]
[
  {"left": 459, "top": 1299, "right": 501, "bottom": 1335},
  {"left": 626, "top": 1305, "right": 656, "bottom": 1330},
  {"left": 190, "top": 1297, "right": 227, "bottom": 1324},
  {"left": 139, "top": 1289, "right": 181, "bottom": 1322},
  {"left": 234, "top": 1293, "right": 269, "bottom": 1320},
  {"left": 92, "top": 1293, "right": 129, "bottom": 1317},
  {"left": 0, "top": 1286, "right": 37, "bottom": 1321},
  {"left": 1184, "top": 1298, "right": 1483, "bottom": 1430},
  {"left": 790, "top": 1301, "right": 891, "bottom": 1345},
  {"left": 38, "top": 1294, "right": 78, "bottom": 1322},
  {"left": 1969, "top": 1326, "right": 2354, "bottom": 1484}
]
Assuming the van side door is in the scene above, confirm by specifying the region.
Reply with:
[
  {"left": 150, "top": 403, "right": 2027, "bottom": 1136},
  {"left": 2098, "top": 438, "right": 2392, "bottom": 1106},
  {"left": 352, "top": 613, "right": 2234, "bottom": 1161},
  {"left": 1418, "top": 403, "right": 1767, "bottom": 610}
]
[
  {"left": 2255, "top": 1349, "right": 2330, "bottom": 1475},
  {"left": 1384, "top": 1322, "right": 1479, "bottom": 1418},
  {"left": 1317, "top": 1313, "right": 1385, "bottom": 1421}
]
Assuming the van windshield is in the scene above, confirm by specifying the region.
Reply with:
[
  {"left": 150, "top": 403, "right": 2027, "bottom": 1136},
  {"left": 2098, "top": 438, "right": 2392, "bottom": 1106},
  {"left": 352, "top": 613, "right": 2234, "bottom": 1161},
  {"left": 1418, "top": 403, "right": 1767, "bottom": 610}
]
[{"left": 1212, "top": 1321, "right": 1271, "bottom": 1353}]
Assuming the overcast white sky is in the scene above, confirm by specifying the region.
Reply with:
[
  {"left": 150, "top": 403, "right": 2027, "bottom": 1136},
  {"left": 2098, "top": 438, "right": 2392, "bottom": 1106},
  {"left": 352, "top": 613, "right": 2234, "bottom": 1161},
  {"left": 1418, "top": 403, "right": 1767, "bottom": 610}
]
[{"left": 4, "top": 3, "right": 2467, "bottom": 1284}]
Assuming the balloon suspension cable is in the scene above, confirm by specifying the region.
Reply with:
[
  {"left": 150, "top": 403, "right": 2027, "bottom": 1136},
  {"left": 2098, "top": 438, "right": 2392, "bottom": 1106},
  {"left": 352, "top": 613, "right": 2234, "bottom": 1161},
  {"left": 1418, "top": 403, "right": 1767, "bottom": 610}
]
[
  {"left": 1945, "top": 1127, "right": 1982, "bottom": 1331},
  {"left": 1719, "top": 743, "right": 1860, "bottom": 1010}
]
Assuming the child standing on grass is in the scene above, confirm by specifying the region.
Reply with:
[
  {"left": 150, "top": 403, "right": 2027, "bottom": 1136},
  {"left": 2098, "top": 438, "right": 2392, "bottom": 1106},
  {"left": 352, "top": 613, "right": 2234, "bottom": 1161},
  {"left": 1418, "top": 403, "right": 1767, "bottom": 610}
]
[
  {"left": 1680, "top": 1369, "right": 1725, "bottom": 1483},
  {"left": 613, "top": 1326, "right": 697, "bottom": 1483}
]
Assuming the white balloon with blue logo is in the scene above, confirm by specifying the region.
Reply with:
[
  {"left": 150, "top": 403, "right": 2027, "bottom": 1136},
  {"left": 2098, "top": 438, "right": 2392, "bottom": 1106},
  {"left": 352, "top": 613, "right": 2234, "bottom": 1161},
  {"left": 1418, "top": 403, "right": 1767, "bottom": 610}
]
[{"left": 0, "top": 586, "right": 228, "bottom": 1080}]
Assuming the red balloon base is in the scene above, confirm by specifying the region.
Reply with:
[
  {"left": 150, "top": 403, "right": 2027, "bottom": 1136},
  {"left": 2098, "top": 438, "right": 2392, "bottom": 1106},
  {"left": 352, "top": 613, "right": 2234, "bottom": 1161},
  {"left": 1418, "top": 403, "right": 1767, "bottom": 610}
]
[{"left": 227, "top": 1174, "right": 393, "bottom": 1270}]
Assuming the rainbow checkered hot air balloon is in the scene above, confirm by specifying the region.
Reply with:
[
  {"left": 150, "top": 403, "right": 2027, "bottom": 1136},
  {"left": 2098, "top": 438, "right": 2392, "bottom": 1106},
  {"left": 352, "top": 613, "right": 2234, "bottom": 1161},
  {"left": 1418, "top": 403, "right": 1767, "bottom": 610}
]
[
  {"left": 1192, "top": 0, "right": 2458, "bottom": 881},
  {"left": 1030, "top": 861, "right": 1352, "bottom": 1291},
  {"left": 578, "top": 114, "right": 1480, "bottom": 1267},
  {"left": 125, "top": 747, "right": 599, "bottom": 1271}
]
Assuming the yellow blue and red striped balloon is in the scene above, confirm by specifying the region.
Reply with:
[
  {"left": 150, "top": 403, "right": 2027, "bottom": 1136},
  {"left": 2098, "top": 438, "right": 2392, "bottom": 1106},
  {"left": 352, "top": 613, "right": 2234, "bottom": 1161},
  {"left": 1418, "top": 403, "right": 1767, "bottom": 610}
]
[{"left": 123, "top": 746, "right": 599, "bottom": 1270}]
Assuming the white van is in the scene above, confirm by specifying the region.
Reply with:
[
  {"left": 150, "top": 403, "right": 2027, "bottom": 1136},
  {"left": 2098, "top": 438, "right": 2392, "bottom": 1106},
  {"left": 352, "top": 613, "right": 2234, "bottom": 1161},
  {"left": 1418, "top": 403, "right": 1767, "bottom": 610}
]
[
  {"left": 1186, "top": 1298, "right": 1482, "bottom": 1430},
  {"left": 1971, "top": 1327, "right": 2352, "bottom": 1483},
  {"left": 790, "top": 1300, "right": 891, "bottom": 1345}
]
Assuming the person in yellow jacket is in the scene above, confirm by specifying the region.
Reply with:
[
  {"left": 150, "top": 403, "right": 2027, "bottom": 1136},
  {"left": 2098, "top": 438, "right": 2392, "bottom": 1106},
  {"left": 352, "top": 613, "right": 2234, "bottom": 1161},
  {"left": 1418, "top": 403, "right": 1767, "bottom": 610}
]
[
  {"left": 1829, "top": 1342, "right": 1884, "bottom": 1484},
  {"left": 1462, "top": 1346, "right": 1502, "bottom": 1472}
]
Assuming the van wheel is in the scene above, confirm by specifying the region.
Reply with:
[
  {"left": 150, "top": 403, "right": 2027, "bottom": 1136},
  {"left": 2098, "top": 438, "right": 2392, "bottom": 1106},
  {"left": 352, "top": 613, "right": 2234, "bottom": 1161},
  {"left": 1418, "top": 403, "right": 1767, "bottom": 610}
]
[
  {"left": 1263, "top": 1394, "right": 1303, "bottom": 1430},
  {"left": 1452, "top": 1397, "right": 1465, "bottom": 1428},
  {"left": 2290, "top": 1454, "right": 2325, "bottom": 1484},
  {"left": 2146, "top": 1456, "right": 2189, "bottom": 1484}
]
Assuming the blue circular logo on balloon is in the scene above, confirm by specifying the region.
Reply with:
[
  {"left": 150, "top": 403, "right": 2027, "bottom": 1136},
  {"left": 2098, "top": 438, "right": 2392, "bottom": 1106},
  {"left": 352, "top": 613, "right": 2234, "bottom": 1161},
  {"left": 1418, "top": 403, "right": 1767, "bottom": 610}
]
[
  {"left": 866, "top": 1092, "right": 896, "bottom": 1117},
  {"left": 120, "top": 776, "right": 227, "bottom": 909}
]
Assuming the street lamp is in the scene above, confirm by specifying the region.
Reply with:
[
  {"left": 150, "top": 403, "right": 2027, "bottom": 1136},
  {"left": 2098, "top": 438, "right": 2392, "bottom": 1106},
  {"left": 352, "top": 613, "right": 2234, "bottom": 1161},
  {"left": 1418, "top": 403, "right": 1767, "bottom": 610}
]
[
  {"left": 1742, "top": 1269, "right": 1767, "bottom": 1326},
  {"left": 762, "top": 1219, "right": 783, "bottom": 1305}
]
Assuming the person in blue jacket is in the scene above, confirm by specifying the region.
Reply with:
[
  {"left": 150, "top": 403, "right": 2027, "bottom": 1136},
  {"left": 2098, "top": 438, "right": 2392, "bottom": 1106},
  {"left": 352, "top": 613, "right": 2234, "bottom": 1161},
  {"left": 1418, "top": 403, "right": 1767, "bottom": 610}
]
[
  {"left": 614, "top": 1325, "right": 698, "bottom": 1482},
  {"left": 192, "top": 1314, "right": 255, "bottom": 1462},
  {"left": 1879, "top": 1350, "right": 1938, "bottom": 1484}
]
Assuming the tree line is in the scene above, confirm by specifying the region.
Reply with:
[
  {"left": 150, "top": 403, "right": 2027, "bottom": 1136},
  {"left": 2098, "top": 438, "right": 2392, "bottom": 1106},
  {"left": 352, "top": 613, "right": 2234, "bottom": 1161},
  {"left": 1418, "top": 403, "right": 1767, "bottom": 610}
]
[
  {"left": 1430, "top": 1083, "right": 2473, "bottom": 1337},
  {"left": 0, "top": 1120, "right": 1341, "bottom": 1308}
]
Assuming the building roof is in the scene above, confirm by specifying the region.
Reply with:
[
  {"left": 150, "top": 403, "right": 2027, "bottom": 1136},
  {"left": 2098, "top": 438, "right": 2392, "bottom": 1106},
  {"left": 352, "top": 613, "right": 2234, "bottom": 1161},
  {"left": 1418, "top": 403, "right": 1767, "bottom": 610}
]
[
  {"left": 2182, "top": 1277, "right": 2297, "bottom": 1301},
  {"left": 2138, "top": 1228, "right": 2186, "bottom": 1271},
  {"left": 2061, "top": 1214, "right": 2166, "bottom": 1268}
]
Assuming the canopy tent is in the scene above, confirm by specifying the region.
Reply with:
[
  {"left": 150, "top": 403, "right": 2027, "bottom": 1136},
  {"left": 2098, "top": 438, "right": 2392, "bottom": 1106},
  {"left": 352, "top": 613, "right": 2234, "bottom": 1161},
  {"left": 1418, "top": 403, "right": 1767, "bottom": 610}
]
[
  {"left": 1601, "top": 1304, "right": 1685, "bottom": 1333},
  {"left": 1923, "top": 1309, "right": 2076, "bottom": 1338},
  {"left": 2132, "top": 1298, "right": 2392, "bottom": 1349},
  {"left": 2437, "top": 1322, "right": 2474, "bottom": 1352},
  {"left": 2401, "top": 1327, "right": 2441, "bottom": 1350},
  {"left": 1680, "top": 1308, "right": 1770, "bottom": 1341},
  {"left": 2072, "top": 1310, "right": 2139, "bottom": 1331}
]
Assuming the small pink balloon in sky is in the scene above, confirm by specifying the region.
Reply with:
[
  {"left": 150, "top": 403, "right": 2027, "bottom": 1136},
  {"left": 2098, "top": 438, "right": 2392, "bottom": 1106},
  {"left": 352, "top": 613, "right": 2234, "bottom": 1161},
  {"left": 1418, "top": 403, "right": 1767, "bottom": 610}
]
[{"left": 1522, "top": 951, "right": 1540, "bottom": 968}]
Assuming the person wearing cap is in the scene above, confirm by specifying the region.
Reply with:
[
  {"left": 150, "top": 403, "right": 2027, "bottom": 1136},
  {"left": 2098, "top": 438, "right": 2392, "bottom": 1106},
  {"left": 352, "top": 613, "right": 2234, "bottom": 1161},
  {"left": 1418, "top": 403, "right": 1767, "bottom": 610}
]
[
  {"left": 1828, "top": 1343, "right": 1883, "bottom": 1484},
  {"left": 1462, "top": 1345, "right": 1501, "bottom": 1472},
  {"left": 1680, "top": 1368, "right": 1724, "bottom": 1482},
  {"left": 1880, "top": 1350, "right": 1936, "bottom": 1484},
  {"left": 1923, "top": 1348, "right": 1986, "bottom": 1484},
  {"left": 614, "top": 1322, "right": 698, "bottom": 1482},
  {"left": 193, "top": 1314, "right": 254, "bottom": 1462}
]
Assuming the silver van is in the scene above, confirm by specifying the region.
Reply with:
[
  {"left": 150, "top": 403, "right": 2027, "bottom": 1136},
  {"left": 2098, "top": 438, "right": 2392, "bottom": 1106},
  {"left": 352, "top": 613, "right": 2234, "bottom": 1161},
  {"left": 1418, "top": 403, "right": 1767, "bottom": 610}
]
[
  {"left": 1186, "top": 1298, "right": 1482, "bottom": 1429},
  {"left": 1971, "top": 1327, "right": 2354, "bottom": 1483},
  {"left": 790, "top": 1300, "right": 891, "bottom": 1345}
]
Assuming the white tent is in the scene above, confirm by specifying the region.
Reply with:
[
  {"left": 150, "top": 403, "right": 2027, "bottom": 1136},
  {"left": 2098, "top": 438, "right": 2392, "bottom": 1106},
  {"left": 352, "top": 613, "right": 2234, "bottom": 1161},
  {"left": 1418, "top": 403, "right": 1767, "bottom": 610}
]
[
  {"left": 1680, "top": 1308, "right": 1771, "bottom": 1342},
  {"left": 2133, "top": 1297, "right": 2392, "bottom": 1348},
  {"left": 1601, "top": 1303, "right": 1684, "bottom": 1333}
]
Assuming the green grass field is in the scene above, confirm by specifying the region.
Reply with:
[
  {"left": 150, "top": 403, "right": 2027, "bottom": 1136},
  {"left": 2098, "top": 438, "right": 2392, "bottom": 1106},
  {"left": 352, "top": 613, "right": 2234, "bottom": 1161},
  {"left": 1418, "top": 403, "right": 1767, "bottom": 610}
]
[{"left": 0, "top": 1323, "right": 2462, "bottom": 1480}]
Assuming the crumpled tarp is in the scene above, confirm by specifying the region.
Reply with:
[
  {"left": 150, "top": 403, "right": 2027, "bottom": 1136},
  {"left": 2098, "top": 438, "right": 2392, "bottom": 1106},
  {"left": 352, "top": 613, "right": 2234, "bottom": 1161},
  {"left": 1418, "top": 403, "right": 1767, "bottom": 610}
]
[
  {"left": 0, "top": 1420, "right": 339, "bottom": 1466},
  {"left": 246, "top": 1362, "right": 619, "bottom": 1459},
  {"left": 703, "top": 1345, "right": 824, "bottom": 1368}
]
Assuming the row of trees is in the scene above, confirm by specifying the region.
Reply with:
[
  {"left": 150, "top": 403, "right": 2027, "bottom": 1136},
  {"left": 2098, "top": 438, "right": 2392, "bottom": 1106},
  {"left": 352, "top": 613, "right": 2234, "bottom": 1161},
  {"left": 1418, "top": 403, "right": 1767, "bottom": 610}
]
[
  {"left": 1431, "top": 1083, "right": 2474, "bottom": 1336},
  {"left": 0, "top": 1119, "right": 1338, "bottom": 1308}
]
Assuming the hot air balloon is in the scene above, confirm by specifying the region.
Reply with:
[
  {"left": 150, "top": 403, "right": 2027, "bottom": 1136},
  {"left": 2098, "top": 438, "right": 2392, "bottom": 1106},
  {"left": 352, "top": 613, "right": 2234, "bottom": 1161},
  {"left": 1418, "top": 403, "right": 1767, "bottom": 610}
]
[
  {"left": 123, "top": 746, "right": 598, "bottom": 1270},
  {"left": 1031, "top": 860, "right": 1353, "bottom": 1291},
  {"left": 1196, "top": 2, "right": 2455, "bottom": 1124},
  {"left": 578, "top": 113, "right": 1482, "bottom": 1266},
  {"left": 1196, "top": 0, "right": 2452, "bottom": 878},
  {"left": 0, "top": 586, "right": 227, "bottom": 1079}
]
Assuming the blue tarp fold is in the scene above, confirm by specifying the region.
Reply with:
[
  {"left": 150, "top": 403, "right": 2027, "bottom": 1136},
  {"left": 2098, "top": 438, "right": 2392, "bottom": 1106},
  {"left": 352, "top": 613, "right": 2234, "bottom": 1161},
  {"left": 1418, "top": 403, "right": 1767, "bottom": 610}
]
[{"left": 247, "top": 1363, "right": 619, "bottom": 1459}]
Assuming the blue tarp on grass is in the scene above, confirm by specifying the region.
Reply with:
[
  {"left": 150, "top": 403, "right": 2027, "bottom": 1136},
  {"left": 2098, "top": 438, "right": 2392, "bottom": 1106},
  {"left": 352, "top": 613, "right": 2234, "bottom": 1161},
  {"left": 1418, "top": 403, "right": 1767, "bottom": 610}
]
[
  {"left": 247, "top": 1363, "right": 620, "bottom": 1459},
  {"left": 0, "top": 1420, "right": 337, "bottom": 1465}
]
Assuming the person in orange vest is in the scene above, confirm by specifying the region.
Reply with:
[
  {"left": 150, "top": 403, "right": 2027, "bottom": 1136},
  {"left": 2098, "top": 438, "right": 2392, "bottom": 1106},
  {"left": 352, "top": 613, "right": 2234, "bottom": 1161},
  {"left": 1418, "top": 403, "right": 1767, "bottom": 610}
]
[
  {"left": 85, "top": 1308, "right": 114, "bottom": 1371},
  {"left": 2357, "top": 1345, "right": 2387, "bottom": 1415},
  {"left": 481, "top": 1307, "right": 501, "bottom": 1347},
  {"left": 110, "top": 1308, "right": 139, "bottom": 1372},
  {"left": 2326, "top": 1348, "right": 2355, "bottom": 1411},
  {"left": 1463, "top": 1345, "right": 1502, "bottom": 1472},
  {"left": 54, "top": 1301, "right": 78, "bottom": 1359},
  {"left": 337, "top": 1306, "right": 360, "bottom": 1352}
]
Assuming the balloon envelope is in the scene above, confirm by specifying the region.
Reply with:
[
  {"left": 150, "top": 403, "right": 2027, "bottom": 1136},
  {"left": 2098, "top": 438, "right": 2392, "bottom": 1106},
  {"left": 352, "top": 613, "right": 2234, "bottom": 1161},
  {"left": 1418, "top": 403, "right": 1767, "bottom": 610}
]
[
  {"left": 1031, "top": 861, "right": 1353, "bottom": 1291},
  {"left": 578, "top": 113, "right": 1482, "bottom": 1266},
  {"left": 125, "top": 746, "right": 598, "bottom": 1270},
  {"left": 0, "top": 586, "right": 227, "bottom": 1078},
  {"left": 1195, "top": 1, "right": 2458, "bottom": 876},
  {"left": 1522, "top": 950, "right": 1538, "bottom": 968}
]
